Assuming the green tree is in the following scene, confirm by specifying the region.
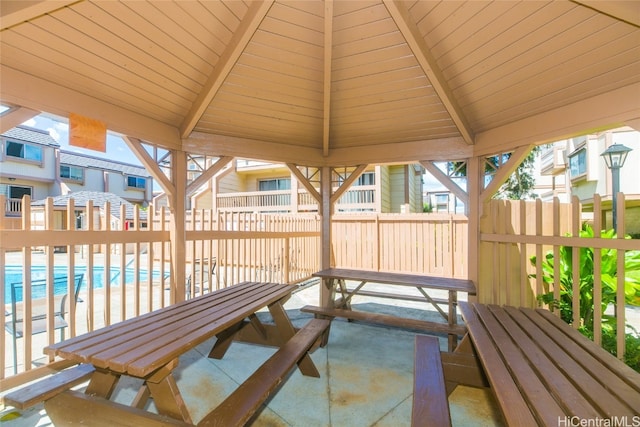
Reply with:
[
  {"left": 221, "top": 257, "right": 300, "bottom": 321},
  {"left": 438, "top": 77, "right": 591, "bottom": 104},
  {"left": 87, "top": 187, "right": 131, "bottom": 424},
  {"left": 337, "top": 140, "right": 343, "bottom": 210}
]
[{"left": 449, "top": 146, "right": 540, "bottom": 200}]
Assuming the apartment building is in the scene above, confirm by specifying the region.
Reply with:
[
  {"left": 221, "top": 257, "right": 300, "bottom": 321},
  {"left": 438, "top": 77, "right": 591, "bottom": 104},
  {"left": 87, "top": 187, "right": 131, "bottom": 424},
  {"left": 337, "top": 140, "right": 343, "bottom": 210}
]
[
  {"left": 188, "top": 159, "right": 425, "bottom": 214},
  {"left": 536, "top": 127, "right": 640, "bottom": 235},
  {"left": 1, "top": 125, "right": 153, "bottom": 216}
]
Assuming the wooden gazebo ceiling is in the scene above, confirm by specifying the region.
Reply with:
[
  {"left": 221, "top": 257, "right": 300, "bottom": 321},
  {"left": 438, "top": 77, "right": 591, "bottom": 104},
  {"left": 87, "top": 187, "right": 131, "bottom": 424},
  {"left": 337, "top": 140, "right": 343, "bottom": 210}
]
[{"left": 1, "top": 1, "right": 639, "bottom": 167}]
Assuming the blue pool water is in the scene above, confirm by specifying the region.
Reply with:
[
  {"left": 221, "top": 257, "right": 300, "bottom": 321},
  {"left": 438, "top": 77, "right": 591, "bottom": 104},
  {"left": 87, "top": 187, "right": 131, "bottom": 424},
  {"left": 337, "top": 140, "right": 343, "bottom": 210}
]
[{"left": 4, "top": 265, "right": 164, "bottom": 303}]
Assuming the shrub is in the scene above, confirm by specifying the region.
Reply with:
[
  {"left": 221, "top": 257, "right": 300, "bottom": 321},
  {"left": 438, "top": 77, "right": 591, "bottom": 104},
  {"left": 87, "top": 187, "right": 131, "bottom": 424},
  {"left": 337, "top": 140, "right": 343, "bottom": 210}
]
[{"left": 530, "top": 223, "right": 640, "bottom": 372}]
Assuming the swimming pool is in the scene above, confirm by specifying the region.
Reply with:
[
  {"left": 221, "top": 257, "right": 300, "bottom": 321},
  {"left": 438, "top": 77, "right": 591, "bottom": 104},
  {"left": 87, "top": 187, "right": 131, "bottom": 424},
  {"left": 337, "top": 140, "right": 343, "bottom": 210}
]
[{"left": 4, "top": 265, "right": 164, "bottom": 303}]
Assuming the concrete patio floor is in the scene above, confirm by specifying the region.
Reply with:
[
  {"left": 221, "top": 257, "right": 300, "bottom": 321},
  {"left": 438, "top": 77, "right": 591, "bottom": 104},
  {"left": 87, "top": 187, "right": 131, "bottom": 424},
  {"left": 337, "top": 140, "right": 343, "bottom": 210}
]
[{"left": 1, "top": 282, "right": 504, "bottom": 426}]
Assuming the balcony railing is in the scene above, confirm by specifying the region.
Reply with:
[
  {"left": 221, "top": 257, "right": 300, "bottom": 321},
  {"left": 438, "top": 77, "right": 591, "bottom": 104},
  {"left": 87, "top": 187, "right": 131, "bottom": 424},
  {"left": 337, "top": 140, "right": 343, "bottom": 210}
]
[
  {"left": 4, "top": 198, "right": 22, "bottom": 217},
  {"left": 217, "top": 186, "right": 376, "bottom": 213}
]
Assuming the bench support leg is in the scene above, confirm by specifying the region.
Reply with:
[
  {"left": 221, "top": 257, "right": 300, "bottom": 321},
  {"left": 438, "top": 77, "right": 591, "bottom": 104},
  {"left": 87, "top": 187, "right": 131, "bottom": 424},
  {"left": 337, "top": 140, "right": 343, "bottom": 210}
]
[
  {"left": 441, "top": 334, "right": 488, "bottom": 396},
  {"left": 269, "top": 301, "right": 321, "bottom": 377},
  {"left": 145, "top": 360, "right": 193, "bottom": 424},
  {"left": 208, "top": 321, "right": 243, "bottom": 359},
  {"left": 85, "top": 369, "right": 120, "bottom": 399}
]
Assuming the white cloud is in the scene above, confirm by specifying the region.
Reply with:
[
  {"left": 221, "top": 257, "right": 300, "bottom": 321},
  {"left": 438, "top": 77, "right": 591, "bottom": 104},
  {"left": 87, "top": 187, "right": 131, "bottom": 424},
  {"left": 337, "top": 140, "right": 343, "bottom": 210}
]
[
  {"left": 23, "top": 118, "right": 36, "bottom": 127},
  {"left": 48, "top": 127, "right": 61, "bottom": 142}
]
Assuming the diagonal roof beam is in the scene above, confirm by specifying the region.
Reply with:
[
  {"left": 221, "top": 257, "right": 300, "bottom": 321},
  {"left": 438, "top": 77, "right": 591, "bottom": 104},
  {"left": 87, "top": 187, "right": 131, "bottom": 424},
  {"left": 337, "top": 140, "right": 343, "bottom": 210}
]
[
  {"left": 0, "top": 0, "right": 80, "bottom": 31},
  {"left": 383, "top": 0, "right": 474, "bottom": 145},
  {"left": 322, "top": 0, "right": 334, "bottom": 157},
  {"left": 186, "top": 156, "right": 233, "bottom": 196},
  {"left": 330, "top": 165, "right": 368, "bottom": 205},
  {"left": 179, "top": 0, "right": 274, "bottom": 138},
  {"left": 480, "top": 145, "right": 532, "bottom": 202},
  {"left": 287, "top": 164, "right": 322, "bottom": 204},
  {"left": 123, "top": 136, "right": 175, "bottom": 195},
  {"left": 419, "top": 161, "right": 469, "bottom": 206}
]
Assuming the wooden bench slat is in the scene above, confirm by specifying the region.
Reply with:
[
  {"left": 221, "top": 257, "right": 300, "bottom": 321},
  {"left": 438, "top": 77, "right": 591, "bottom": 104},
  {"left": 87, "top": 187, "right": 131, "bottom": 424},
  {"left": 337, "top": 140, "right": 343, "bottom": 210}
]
[
  {"left": 343, "top": 288, "right": 451, "bottom": 305},
  {"left": 198, "top": 318, "right": 330, "bottom": 427},
  {"left": 411, "top": 335, "right": 451, "bottom": 427},
  {"left": 300, "top": 305, "right": 466, "bottom": 335},
  {"left": 44, "top": 390, "right": 192, "bottom": 427},
  {"left": 3, "top": 364, "right": 95, "bottom": 409},
  {"left": 458, "top": 302, "right": 538, "bottom": 426}
]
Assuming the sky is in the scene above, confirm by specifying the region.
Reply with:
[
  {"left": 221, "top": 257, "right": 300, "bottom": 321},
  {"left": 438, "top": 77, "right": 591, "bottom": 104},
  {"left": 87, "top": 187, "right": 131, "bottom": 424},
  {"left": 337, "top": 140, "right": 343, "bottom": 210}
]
[{"left": 22, "top": 113, "right": 144, "bottom": 167}]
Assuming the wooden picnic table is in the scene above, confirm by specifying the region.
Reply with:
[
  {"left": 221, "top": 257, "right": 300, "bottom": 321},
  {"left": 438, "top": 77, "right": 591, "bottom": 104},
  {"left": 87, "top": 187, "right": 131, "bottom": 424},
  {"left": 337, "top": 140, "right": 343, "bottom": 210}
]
[
  {"left": 308, "top": 268, "right": 476, "bottom": 351},
  {"left": 43, "top": 281, "right": 321, "bottom": 424},
  {"left": 457, "top": 302, "right": 640, "bottom": 425}
]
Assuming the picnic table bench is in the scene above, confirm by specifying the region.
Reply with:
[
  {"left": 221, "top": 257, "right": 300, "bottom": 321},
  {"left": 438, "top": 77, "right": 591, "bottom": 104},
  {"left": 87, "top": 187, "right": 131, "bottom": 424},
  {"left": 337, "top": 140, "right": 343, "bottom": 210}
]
[
  {"left": 451, "top": 302, "right": 640, "bottom": 425},
  {"left": 36, "top": 281, "right": 328, "bottom": 426},
  {"left": 302, "top": 268, "right": 476, "bottom": 351}
]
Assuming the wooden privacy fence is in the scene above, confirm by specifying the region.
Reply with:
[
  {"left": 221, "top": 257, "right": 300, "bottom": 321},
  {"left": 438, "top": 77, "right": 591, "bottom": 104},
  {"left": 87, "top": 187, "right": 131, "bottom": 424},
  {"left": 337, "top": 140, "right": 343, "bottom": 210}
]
[
  {"left": 479, "top": 194, "right": 639, "bottom": 359},
  {"left": 332, "top": 213, "right": 468, "bottom": 278}
]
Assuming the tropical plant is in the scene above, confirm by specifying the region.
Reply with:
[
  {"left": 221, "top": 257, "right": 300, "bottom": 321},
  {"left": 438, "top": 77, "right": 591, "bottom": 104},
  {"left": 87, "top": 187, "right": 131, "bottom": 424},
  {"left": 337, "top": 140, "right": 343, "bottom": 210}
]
[{"left": 529, "top": 223, "right": 640, "bottom": 371}]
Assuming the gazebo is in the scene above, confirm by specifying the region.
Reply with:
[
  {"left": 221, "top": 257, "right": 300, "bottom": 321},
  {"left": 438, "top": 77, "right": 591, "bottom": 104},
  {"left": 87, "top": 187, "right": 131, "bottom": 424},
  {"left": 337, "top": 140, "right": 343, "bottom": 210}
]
[
  {"left": 1, "top": 1, "right": 639, "bottom": 424},
  {"left": 2, "top": 1, "right": 638, "bottom": 301}
]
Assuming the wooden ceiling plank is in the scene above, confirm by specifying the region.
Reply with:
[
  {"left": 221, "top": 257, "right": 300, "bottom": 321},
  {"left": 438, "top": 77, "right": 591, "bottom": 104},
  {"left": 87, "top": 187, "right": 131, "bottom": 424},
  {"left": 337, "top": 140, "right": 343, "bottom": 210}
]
[
  {"left": 449, "top": 4, "right": 595, "bottom": 95},
  {"left": 323, "top": 0, "right": 334, "bottom": 157},
  {"left": 325, "top": 137, "right": 471, "bottom": 165},
  {"left": 180, "top": 0, "right": 274, "bottom": 138},
  {"left": 184, "top": 132, "right": 323, "bottom": 166},
  {"left": 438, "top": 1, "right": 542, "bottom": 80},
  {"left": 383, "top": 0, "right": 474, "bottom": 145},
  {"left": 48, "top": 4, "right": 200, "bottom": 100},
  {"left": 456, "top": 14, "right": 630, "bottom": 108},
  {"left": 110, "top": 1, "right": 223, "bottom": 71},
  {"left": 0, "top": 41, "right": 184, "bottom": 125},
  {"left": 470, "top": 49, "right": 640, "bottom": 132},
  {"left": 0, "top": 0, "right": 78, "bottom": 31},
  {"left": 0, "top": 105, "right": 40, "bottom": 134}
]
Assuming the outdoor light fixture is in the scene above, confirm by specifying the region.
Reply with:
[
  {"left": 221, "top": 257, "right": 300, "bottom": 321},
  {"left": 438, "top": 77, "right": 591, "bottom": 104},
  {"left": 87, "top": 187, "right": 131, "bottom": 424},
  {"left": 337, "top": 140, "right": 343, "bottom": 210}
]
[{"left": 600, "top": 143, "right": 633, "bottom": 232}]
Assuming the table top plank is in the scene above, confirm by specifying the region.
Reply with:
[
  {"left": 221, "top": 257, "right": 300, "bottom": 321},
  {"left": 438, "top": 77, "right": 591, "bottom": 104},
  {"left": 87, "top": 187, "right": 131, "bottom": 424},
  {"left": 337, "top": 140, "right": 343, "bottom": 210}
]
[
  {"left": 313, "top": 268, "right": 476, "bottom": 294},
  {"left": 472, "top": 304, "right": 568, "bottom": 425},
  {"left": 511, "top": 306, "right": 640, "bottom": 415},
  {"left": 94, "top": 283, "right": 289, "bottom": 373},
  {"left": 460, "top": 301, "right": 640, "bottom": 426},
  {"left": 46, "top": 281, "right": 259, "bottom": 358},
  {"left": 124, "top": 285, "right": 293, "bottom": 377},
  {"left": 457, "top": 302, "right": 538, "bottom": 426},
  {"left": 535, "top": 307, "right": 640, "bottom": 392},
  {"left": 45, "top": 282, "right": 294, "bottom": 378},
  {"left": 486, "top": 305, "right": 601, "bottom": 420}
]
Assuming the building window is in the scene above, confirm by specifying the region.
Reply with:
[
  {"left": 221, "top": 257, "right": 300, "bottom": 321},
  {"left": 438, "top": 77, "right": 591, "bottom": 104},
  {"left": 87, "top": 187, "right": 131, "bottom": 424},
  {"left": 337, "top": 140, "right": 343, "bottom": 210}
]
[
  {"left": 60, "top": 165, "right": 84, "bottom": 182},
  {"left": 127, "top": 176, "right": 147, "bottom": 189},
  {"left": 8, "top": 185, "right": 32, "bottom": 200},
  {"left": 569, "top": 148, "right": 587, "bottom": 179},
  {"left": 259, "top": 178, "right": 290, "bottom": 191},
  {"left": 5, "top": 140, "right": 43, "bottom": 162},
  {"left": 355, "top": 172, "right": 375, "bottom": 186}
]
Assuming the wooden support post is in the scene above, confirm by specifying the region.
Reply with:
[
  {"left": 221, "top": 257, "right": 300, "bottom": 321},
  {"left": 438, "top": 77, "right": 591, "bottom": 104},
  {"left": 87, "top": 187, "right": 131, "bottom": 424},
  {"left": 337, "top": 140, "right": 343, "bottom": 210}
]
[{"left": 320, "top": 166, "right": 332, "bottom": 308}]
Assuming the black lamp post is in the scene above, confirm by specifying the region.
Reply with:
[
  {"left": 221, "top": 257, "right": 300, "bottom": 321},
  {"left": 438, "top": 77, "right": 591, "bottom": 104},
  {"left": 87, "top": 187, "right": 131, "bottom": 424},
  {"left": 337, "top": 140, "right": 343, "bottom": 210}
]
[{"left": 600, "top": 143, "right": 633, "bottom": 232}]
